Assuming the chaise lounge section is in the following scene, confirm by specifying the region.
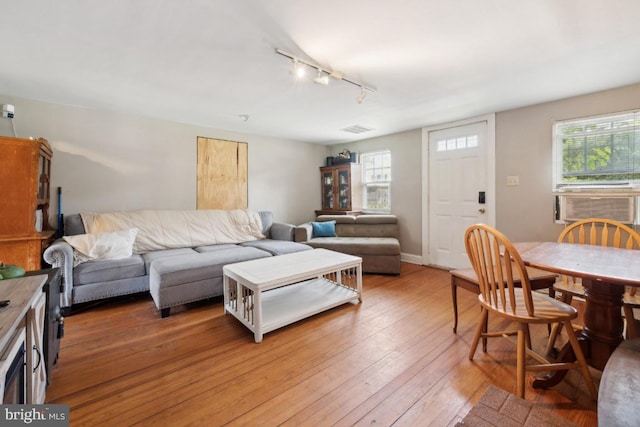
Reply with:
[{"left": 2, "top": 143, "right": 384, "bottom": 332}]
[{"left": 294, "top": 214, "right": 401, "bottom": 275}]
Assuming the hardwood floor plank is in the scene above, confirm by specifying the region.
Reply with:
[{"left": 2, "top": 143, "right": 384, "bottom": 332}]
[
  {"left": 46, "top": 263, "right": 597, "bottom": 426},
  {"left": 282, "top": 298, "right": 455, "bottom": 424},
  {"left": 133, "top": 267, "right": 444, "bottom": 425},
  {"left": 238, "top": 285, "right": 454, "bottom": 425}
]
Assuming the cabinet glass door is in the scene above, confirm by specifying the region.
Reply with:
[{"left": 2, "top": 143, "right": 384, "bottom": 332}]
[
  {"left": 322, "top": 171, "right": 334, "bottom": 209},
  {"left": 338, "top": 169, "right": 350, "bottom": 209}
]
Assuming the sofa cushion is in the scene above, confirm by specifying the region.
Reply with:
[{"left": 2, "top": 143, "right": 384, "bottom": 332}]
[
  {"left": 316, "top": 215, "right": 356, "bottom": 224},
  {"left": 339, "top": 223, "right": 398, "bottom": 238},
  {"left": 312, "top": 220, "right": 337, "bottom": 237},
  {"left": 150, "top": 246, "right": 271, "bottom": 289},
  {"left": 355, "top": 215, "right": 397, "bottom": 224},
  {"left": 142, "top": 248, "right": 199, "bottom": 273},
  {"left": 73, "top": 254, "right": 146, "bottom": 285},
  {"left": 306, "top": 237, "right": 400, "bottom": 256},
  {"left": 239, "top": 240, "right": 312, "bottom": 256},
  {"left": 193, "top": 244, "right": 242, "bottom": 253}
]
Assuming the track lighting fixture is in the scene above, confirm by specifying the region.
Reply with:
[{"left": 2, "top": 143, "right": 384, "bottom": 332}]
[
  {"left": 276, "top": 48, "right": 375, "bottom": 103},
  {"left": 291, "top": 59, "right": 306, "bottom": 79},
  {"left": 356, "top": 86, "right": 367, "bottom": 104},
  {"left": 314, "top": 68, "right": 329, "bottom": 85}
]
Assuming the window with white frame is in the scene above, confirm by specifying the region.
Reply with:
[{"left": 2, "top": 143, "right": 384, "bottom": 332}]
[
  {"left": 361, "top": 150, "right": 391, "bottom": 212},
  {"left": 553, "top": 110, "right": 640, "bottom": 189}
]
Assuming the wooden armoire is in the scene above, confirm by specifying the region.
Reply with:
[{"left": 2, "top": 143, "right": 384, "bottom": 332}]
[{"left": 0, "top": 136, "right": 55, "bottom": 271}]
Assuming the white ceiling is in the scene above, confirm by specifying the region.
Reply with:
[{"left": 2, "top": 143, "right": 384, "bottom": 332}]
[{"left": 1, "top": 1, "right": 639, "bottom": 145}]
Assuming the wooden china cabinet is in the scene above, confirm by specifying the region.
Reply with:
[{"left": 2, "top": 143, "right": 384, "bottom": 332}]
[
  {"left": 0, "top": 136, "right": 55, "bottom": 271},
  {"left": 315, "top": 163, "right": 363, "bottom": 216}
]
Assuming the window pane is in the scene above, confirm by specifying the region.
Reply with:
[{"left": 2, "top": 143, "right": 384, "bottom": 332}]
[
  {"left": 361, "top": 150, "right": 391, "bottom": 211},
  {"left": 365, "top": 184, "right": 389, "bottom": 210},
  {"left": 435, "top": 135, "right": 478, "bottom": 151},
  {"left": 555, "top": 111, "right": 640, "bottom": 186}
]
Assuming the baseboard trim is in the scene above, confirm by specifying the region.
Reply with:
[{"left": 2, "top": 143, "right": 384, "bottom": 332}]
[{"left": 401, "top": 253, "right": 422, "bottom": 265}]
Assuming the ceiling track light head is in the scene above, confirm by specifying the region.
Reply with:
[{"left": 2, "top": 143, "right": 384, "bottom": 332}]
[
  {"left": 291, "top": 58, "right": 306, "bottom": 79},
  {"left": 356, "top": 86, "right": 367, "bottom": 104},
  {"left": 313, "top": 68, "right": 329, "bottom": 85},
  {"left": 275, "top": 48, "right": 376, "bottom": 95}
]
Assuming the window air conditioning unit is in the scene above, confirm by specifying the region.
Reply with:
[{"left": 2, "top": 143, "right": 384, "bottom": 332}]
[{"left": 554, "top": 194, "right": 639, "bottom": 224}]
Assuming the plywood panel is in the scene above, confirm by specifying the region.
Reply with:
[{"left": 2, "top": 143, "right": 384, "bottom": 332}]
[{"left": 197, "top": 137, "right": 248, "bottom": 210}]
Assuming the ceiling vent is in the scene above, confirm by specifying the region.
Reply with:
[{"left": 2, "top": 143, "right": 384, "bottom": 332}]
[{"left": 341, "top": 125, "right": 374, "bottom": 134}]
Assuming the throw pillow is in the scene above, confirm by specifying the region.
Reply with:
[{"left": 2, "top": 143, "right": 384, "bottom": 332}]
[
  {"left": 63, "top": 228, "right": 138, "bottom": 266},
  {"left": 311, "top": 220, "right": 337, "bottom": 238}
]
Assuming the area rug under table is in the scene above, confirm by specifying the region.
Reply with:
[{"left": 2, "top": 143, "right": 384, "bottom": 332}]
[{"left": 456, "top": 385, "right": 578, "bottom": 427}]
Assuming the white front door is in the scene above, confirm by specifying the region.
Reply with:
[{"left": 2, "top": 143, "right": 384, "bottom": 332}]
[{"left": 423, "top": 116, "right": 495, "bottom": 269}]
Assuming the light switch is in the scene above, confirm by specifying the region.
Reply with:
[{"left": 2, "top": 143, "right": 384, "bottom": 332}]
[{"left": 507, "top": 175, "right": 519, "bottom": 186}]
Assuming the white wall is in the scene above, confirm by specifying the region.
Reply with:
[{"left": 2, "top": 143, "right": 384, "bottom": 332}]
[
  {"left": 332, "top": 82, "right": 640, "bottom": 260},
  {"left": 330, "top": 129, "right": 423, "bottom": 258},
  {"left": 495, "top": 82, "right": 640, "bottom": 242},
  {"left": 0, "top": 96, "right": 327, "bottom": 227},
  {"left": 4, "top": 82, "right": 639, "bottom": 260}
]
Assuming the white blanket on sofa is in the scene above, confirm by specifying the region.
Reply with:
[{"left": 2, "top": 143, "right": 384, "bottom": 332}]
[{"left": 80, "top": 209, "right": 264, "bottom": 253}]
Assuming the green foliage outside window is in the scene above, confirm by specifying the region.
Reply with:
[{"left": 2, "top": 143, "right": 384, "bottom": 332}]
[
  {"left": 557, "top": 113, "right": 640, "bottom": 185},
  {"left": 361, "top": 150, "right": 391, "bottom": 211}
]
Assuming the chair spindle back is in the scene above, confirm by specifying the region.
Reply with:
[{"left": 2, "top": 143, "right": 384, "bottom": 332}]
[
  {"left": 558, "top": 218, "right": 640, "bottom": 288},
  {"left": 464, "top": 224, "right": 534, "bottom": 316}
]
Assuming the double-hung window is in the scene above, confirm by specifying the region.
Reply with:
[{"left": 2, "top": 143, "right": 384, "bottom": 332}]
[
  {"left": 361, "top": 150, "right": 391, "bottom": 212},
  {"left": 553, "top": 110, "right": 640, "bottom": 189}
]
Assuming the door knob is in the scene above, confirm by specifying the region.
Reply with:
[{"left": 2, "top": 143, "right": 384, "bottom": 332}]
[{"left": 478, "top": 208, "right": 486, "bottom": 213}]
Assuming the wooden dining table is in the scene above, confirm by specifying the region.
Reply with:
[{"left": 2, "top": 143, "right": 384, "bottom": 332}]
[{"left": 514, "top": 241, "right": 640, "bottom": 387}]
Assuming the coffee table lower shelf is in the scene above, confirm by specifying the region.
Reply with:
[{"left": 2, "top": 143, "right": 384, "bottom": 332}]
[{"left": 224, "top": 277, "right": 360, "bottom": 343}]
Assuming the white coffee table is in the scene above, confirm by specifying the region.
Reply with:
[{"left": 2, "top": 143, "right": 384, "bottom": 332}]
[{"left": 222, "top": 248, "right": 362, "bottom": 342}]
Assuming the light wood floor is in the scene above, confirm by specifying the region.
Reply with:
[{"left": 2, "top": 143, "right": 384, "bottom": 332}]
[{"left": 46, "top": 263, "right": 598, "bottom": 426}]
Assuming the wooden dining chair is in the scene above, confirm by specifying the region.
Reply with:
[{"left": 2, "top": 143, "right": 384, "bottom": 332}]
[
  {"left": 465, "top": 224, "right": 597, "bottom": 399},
  {"left": 450, "top": 266, "right": 557, "bottom": 334},
  {"left": 546, "top": 218, "right": 640, "bottom": 354}
]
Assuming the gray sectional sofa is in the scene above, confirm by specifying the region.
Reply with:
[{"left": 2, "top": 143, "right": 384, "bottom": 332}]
[
  {"left": 43, "top": 210, "right": 311, "bottom": 317},
  {"left": 295, "top": 214, "right": 401, "bottom": 275}
]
